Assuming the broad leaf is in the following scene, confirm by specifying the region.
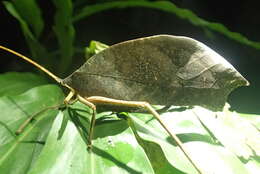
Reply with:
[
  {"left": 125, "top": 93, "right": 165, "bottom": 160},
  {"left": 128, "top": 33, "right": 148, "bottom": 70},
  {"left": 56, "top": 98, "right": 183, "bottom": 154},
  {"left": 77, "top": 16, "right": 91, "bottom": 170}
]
[
  {"left": 128, "top": 108, "right": 254, "bottom": 174},
  {"left": 0, "top": 72, "right": 48, "bottom": 97},
  {"left": 0, "top": 82, "right": 259, "bottom": 174},
  {"left": 28, "top": 103, "right": 154, "bottom": 174},
  {"left": 0, "top": 85, "right": 64, "bottom": 174},
  {"left": 194, "top": 108, "right": 260, "bottom": 159},
  {"left": 238, "top": 113, "right": 260, "bottom": 130}
]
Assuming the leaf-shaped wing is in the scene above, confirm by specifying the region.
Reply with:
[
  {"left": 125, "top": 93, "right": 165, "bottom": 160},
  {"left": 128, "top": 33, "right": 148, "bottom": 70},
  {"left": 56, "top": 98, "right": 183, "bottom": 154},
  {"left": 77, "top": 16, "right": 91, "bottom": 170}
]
[{"left": 64, "top": 35, "right": 248, "bottom": 110}]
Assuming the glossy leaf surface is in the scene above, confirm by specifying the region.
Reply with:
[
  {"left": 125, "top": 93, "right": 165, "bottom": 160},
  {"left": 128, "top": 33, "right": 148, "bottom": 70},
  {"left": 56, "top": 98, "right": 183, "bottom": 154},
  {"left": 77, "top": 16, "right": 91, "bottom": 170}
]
[
  {"left": 0, "top": 72, "right": 47, "bottom": 97},
  {"left": 0, "top": 85, "right": 64, "bottom": 174},
  {"left": 0, "top": 80, "right": 259, "bottom": 174},
  {"left": 28, "top": 104, "right": 154, "bottom": 174}
]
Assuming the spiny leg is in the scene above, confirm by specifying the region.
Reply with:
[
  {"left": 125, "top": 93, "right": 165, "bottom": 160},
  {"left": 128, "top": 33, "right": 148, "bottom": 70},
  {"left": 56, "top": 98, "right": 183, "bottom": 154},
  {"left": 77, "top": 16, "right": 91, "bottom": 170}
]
[{"left": 86, "top": 96, "right": 203, "bottom": 174}]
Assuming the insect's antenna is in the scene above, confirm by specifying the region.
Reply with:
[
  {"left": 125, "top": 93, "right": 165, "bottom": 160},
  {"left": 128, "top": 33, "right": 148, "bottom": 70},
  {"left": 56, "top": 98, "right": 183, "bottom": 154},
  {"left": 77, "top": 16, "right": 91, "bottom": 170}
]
[{"left": 0, "top": 45, "right": 62, "bottom": 84}]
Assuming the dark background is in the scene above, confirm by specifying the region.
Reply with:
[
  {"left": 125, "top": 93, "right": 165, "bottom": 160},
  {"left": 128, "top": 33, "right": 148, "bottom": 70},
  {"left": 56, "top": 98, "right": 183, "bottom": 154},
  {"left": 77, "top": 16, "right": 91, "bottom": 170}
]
[{"left": 0, "top": 0, "right": 259, "bottom": 114}]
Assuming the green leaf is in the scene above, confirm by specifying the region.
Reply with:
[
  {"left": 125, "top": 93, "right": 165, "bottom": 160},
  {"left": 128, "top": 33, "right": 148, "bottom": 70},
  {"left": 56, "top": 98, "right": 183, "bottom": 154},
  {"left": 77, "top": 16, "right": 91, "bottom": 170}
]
[
  {"left": 238, "top": 113, "right": 260, "bottom": 130},
  {"left": 73, "top": 0, "right": 260, "bottom": 50},
  {"left": 52, "top": 0, "right": 75, "bottom": 73},
  {"left": 128, "top": 110, "right": 205, "bottom": 174},
  {"left": 245, "top": 160, "right": 260, "bottom": 174},
  {"left": 0, "top": 72, "right": 48, "bottom": 97},
  {"left": 0, "top": 73, "right": 259, "bottom": 173},
  {"left": 11, "top": 0, "right": 44, "bottom": 38},
  {"left": 128, "top": 107, "right": 254, "bottom": 174},
  {"left": 85, "top": 41, "right": 109, "bottom": 59},
  {"left": 0, "top": 85, "right": 64, "bottom": 174},
  {"left": 194, "top": 107, "right": 260, "bottom": 159},
  {"left": 28, "top": 102, "right": 155, "bottom": 174},
  {"left": 3, "top": 1, "right": 50, "bottom": 68},
  {"left": 3, "top": 1, "right": 35, "bottom": 41}
]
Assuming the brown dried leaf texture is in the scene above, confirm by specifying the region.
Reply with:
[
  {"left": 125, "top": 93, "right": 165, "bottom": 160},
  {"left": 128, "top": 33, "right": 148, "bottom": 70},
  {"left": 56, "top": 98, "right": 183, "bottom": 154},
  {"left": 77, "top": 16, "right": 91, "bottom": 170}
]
[{"left": 64, "top": 35, "right": 248, "bottom": 111}]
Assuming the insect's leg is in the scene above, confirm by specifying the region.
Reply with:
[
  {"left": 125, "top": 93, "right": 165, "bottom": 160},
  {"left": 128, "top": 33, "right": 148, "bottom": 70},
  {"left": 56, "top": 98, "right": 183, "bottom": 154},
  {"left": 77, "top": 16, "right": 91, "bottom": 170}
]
[
  {"left": 77, "top": 95, "right": 96, "bottom": 148},
  {"left": 64, "top": 91, "right": 77, "bottom": 104},
  {"left": 86, "top": 96, "right": 202, "bottom": 174},
  {"left": 16, "top": 91, "right": 76, "bottom": 134},
  {"left": 16, "top": 105, "right": 61, "bottom": 134}
]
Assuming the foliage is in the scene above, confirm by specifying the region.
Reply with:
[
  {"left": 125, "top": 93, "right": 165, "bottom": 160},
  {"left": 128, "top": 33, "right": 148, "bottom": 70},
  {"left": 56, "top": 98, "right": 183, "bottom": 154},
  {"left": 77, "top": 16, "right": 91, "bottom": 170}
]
[
  {"left": 73, "top": 1, "right": 260, "bottom": 50},
  {"left": 0, "top": 74, "right": 259, "bottom": 173},
  {"left": 1, "top": 0, "right": 260, "bottom": 174},
  {"left": 0, "top": 72, "right": 47, "bottom": 96},
  {"left": 3, "top": 0, "right": 260, "bottom": 75}
]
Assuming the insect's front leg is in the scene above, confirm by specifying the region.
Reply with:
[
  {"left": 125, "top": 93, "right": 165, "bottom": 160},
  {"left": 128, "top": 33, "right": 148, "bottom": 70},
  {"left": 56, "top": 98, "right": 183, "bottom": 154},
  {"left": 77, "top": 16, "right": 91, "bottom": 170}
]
[
  {"left": 61, "top": 91, "right": 97, "bottom": 148},
  {"left": 64, "top": 90, "right": 77, "bottom": 105},
  {"left": 15, "top": 91, "right": 76, "bottom": 135}
]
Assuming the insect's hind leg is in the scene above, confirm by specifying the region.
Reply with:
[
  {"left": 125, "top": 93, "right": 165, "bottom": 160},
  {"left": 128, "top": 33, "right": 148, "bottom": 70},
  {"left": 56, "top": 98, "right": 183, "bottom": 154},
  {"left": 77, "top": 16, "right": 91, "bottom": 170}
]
[{"left": 86, "top": 96, "right": 202, "bottom": 174}]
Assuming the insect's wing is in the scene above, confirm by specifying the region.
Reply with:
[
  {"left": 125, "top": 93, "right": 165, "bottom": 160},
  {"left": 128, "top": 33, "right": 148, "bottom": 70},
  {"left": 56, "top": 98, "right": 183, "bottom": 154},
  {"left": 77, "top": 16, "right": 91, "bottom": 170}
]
[{"left": 64, "top": 35, "right": 248, "bottom": 110}]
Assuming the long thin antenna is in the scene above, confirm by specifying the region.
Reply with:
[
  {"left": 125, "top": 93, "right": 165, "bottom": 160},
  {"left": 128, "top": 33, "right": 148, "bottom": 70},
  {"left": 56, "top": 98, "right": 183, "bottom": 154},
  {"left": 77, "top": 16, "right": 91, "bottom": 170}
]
[{"left": 0, "top": 45, "right": 62, "bottom": 83}]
